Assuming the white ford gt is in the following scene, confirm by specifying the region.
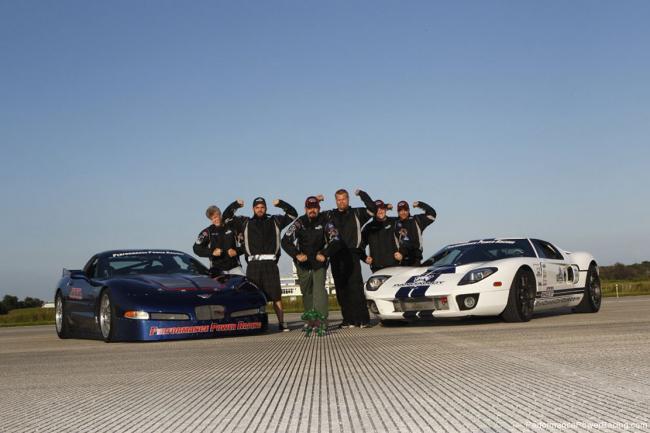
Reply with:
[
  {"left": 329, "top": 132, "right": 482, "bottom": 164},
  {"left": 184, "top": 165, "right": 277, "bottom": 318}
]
[{"left": 364, "top": 238, "right": 601, "bottom": 324}]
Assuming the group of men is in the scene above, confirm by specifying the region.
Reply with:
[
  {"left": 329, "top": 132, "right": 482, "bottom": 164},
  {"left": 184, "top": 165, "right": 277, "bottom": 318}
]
[{"left": 193, "top": 189, "right": 436, "bottom": 331}]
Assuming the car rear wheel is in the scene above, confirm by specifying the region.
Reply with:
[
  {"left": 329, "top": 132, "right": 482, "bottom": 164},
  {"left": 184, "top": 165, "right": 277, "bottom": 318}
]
[
  {"left": 55, "top": 292, "right": 70, "bottom": 339},
  {"left": 501, "top": 268, "right": 536, "bottom": 322},
  {"left": 574, "top": 263, "right": 602, "bottom": 313},
  {"left": 99, "top": 290, "right": 117, "bottom": 342}
]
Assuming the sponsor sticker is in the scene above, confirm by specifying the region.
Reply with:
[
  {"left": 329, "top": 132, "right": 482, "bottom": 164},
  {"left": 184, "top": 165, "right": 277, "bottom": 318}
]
[{"left": 148, "top": 321, "right": 262, "bottom": 336}]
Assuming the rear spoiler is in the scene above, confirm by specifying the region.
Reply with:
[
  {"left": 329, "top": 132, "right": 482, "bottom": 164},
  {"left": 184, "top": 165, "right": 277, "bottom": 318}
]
[{"left": 62, "top": 269, "right": 85, "bottom": 278}]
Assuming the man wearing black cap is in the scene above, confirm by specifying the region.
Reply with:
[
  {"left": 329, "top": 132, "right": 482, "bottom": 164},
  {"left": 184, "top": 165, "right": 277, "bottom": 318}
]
[
  {"left": 223, "top": 197, "right": 297, "bottom": 331},
  {"left": 193, "top": 205, "right": 243, "bottom": 277},
  {"left": 360, "top": 200, "right": 407, "bottom": 272},
  {"left": 281, "top": 196, "right": 341, "bottom": 324},
  {"left": 319, "top": 188, "right": 377, "bottom": 328},
  {"left": 394, "top": 200, "right": 437, "bottom": 266}
]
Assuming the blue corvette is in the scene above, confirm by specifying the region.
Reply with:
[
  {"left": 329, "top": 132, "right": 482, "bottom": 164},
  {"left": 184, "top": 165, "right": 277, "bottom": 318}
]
[{"left": 54, "top": 250, "right": 268, "bottom": 342}]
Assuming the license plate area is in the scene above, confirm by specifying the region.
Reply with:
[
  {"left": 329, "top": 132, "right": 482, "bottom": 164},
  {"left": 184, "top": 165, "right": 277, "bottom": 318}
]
[
  {"left": 195, "top": 305, "right": 225, "bottom": 320},
  {"left": 394, "top": 298, "right": 436, "bottom": 312}
]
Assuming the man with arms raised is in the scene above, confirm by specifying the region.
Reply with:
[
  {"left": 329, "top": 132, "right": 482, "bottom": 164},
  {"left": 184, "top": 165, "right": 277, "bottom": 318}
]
[
  {"left": 394, "top": 200, "right": 437, "bottom": 266},
  {"left": 319, "top": 189, "right": 376, "bottom": 328},
  {"left": 193, "top": 205, "right": 243, "bottom": 276},
  {"left": 224, "top": 197, "right": 297, "bottom": 332},
  {"left": 361, "top": 200, "right": 408, "bottom": 273}
]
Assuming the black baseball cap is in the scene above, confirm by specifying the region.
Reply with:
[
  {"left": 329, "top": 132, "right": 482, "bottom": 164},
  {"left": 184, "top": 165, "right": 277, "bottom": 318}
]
[
  {"left": 397, "top": 201, "right": 409, "bottom": 211},
  {"left": 253, "top": 197, "right": 266, "bottom": 207},
  {"left": 305, "top": 196, "right": 320, "bottom": 209}
]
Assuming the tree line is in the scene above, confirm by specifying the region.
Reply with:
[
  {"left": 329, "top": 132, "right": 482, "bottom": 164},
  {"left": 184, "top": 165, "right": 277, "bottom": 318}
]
[
  {"left": 599, "top": 261, "right": 650, "bottom": 281},
  {"left": 0, "top": 295, "right": 45, "bottom": 315}
]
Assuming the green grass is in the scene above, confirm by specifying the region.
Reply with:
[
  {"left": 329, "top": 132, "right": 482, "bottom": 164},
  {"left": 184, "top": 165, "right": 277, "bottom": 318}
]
[
  {"left": 0, "top": 307, "right": 55, "bottom": 327},
  {"left": 2, "top": 283, "right": 649, "bottom": 327},
  {"left": 278, "top": 295, "right": 340, "bottom": 313},
  {"left": 601, "top": 280, "right": 650, "bottom": 297}
]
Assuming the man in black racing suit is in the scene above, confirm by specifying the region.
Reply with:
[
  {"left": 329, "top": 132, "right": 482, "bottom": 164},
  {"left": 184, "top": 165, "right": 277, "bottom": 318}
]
[
  {"left": 224, "top": 197, "right": 297, "bottom": 332},
  {"left": 193, "top": 205, "right": 243, "bottom": 276}
]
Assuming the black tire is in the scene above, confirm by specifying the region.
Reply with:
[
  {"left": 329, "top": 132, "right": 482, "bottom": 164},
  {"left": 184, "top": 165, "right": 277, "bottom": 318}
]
[
  {"left": 54, "top": 291, "right": 70, "bottom": 339},
  {"left": 501, "top": 268, "right": 536, "bottom": 323},
  {"left": 98, "top": 290, "right": 117, "bottom": 342},
  {"left": 574, "top": 263, "right": 602, "bottom": 313}
]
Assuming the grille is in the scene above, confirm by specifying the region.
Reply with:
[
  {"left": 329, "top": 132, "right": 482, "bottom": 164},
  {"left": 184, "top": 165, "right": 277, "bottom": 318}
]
[{"left": 195, "top": 305, "right": 226, "bottom": 320}]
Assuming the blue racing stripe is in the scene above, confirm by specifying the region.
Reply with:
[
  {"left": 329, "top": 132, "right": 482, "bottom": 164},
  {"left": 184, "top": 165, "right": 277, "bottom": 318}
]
[
  {"left": 395, "top": 287, "right": 413, "bottom": 299},
  {"left": 410, "top": 285, "right": 429, "bottom": 298}
]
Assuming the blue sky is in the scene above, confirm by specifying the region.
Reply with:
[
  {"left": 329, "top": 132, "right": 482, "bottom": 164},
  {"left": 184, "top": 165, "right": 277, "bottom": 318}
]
[{"left": 1, "top": 1, "right": 649, "bottom": 299}]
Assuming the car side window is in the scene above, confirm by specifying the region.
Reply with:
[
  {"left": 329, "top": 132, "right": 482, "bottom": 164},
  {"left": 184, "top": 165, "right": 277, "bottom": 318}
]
[
  {"left": 532, "top": 239, "right": 564, "bottom": 260},
  {"left": 84, "top": 258, "right": 98, "bottom": 278}
]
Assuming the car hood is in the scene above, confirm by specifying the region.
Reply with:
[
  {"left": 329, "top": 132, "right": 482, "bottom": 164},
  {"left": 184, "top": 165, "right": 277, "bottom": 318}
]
[
  {"left": 373, "top": 262, "right": 494, "bottom": 293},
  {"left": 114, "top": 273, "right": 245, "bottom": 293}
]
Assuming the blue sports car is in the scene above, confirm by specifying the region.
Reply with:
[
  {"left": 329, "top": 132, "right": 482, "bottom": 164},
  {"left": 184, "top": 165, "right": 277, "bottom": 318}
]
[{"left": 54, "top": 249, "right": 268, "bottom": 342}]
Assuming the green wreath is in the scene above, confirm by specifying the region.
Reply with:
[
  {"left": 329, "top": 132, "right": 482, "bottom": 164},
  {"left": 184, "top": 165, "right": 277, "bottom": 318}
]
[{"left": 301, "top": 309, "right": 327, "bottom": 337}]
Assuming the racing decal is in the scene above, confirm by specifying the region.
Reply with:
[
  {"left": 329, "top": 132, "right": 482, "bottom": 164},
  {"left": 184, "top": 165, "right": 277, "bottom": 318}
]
[
  {"left": 325, "top": 223, "right": 340, "bottom": 242},
  {"left": 535, "top": 295, "right": 582, "bottom": 306},
  {"left": 396, "top": 266, "right": 456, "bottom": 288},
  {"left": 535, "top": 288, "right": 585, "bottom": 298},
  {"left": 397, "top": 228, "right": 410, "bottom": 243},
  {"left": 196, "top": 231, "right": 208, "bottom": 245},
  {"left": 447, "top": 240, "right": 516, "bottom": 248},
  {"left": 69, "top": 287, "right": 83, "bottom": 300},
  {"left": 148, "top": 321, "right": 262, "bottom": 336},
  {"left": 112, "top": 250, "right": 179, "bottom": 257},
  {"left": 540, "top": 287, "right": 554, "bottom": 298},
  {"left": 556, "top": 267, "right": 567, "bottom": 283}
]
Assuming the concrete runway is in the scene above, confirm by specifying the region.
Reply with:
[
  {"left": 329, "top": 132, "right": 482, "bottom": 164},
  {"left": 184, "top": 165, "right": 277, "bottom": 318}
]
[{"left": 1, "top": 297, "right": 649, "bottom": 433}]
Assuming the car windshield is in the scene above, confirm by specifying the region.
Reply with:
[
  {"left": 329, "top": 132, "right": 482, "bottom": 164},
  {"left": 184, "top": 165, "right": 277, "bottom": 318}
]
[
  {"left": 98, "top": 251, "right": 210, "bottom": 278},
  {"left": 422, "top": 239, "right": 536, "bottom": 267}
]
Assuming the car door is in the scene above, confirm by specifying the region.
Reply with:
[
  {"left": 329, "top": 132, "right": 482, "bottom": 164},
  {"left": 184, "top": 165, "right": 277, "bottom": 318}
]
[
  {"left": 66, "top": 257, "right": 104, "bottom": 330},
  {"left": 531, "top": 239, "right": 571, "bottom": 308}
]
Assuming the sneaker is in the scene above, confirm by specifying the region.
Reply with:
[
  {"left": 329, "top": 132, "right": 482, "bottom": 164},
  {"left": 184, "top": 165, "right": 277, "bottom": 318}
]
[
  {"left": 337, "top": 322, "right": 350, "bottom": 329},
  {"left": 359, "top": 323, "right": 370, "bottom": 329},
  {"left": 279, "top": 322, "right": 290, "bottom": 332}
]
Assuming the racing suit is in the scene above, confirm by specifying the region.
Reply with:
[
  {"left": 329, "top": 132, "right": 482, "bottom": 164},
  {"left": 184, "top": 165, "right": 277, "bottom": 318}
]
[
  {"left": 395, "top": 201, "right": 436, "bottom": 265},
  {"left": 281, "top": 213, "right": 341, "bottom": 318},
  {"left": 193, "top": 224, "right": 242, "bottom": 276},
  {"left": 322, "top": 190, "right": 376, "bottom": 326},
  {"left": 223, "top": 200, "right": 297, "bottom": 302}
]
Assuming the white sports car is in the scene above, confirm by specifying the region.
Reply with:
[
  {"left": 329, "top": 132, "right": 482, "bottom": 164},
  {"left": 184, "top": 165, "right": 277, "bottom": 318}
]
[{"left": 364, "top": 238, "right": 602, "bottom": 324}]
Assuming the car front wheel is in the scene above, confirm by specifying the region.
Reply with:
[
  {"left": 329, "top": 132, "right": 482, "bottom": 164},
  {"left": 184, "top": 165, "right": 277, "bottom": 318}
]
[
  {"left": 99, "top": 290, "right": 117, "bottom": 342},
  {"left": 55, "top": 292, "right": 70, "bottom": 339},
  {"left": 501, "top": 268, "right": 536, "bottom": 322}
]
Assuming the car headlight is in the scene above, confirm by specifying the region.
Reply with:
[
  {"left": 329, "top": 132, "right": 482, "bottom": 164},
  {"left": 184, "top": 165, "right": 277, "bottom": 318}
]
[
  {"left": 366, "top": 275, "right": 390, "bottom": 291},
  {"left": 458, "top": 267, "right": 497, "bottom": 285}
]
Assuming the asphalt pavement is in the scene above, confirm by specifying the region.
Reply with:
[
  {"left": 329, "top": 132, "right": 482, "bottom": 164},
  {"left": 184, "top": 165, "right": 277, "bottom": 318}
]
[{"left": 1, "top": 297, "right": 649, "bottom": 432}]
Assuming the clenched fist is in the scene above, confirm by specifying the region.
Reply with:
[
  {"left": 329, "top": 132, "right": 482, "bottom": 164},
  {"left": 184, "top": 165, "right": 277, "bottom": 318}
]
[{"left": 296, "top": 253, "right": 308, "bottom": 263}]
